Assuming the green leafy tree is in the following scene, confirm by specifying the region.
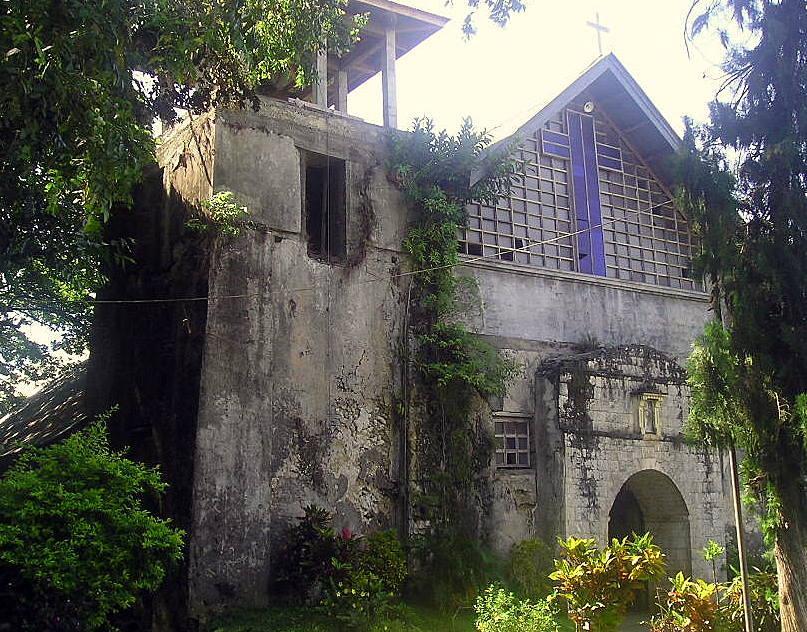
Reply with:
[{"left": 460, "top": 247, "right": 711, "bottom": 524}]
[
  {"left": 0, "top": 417, "right": 184, "bottom": 630},
  {"left": 677, "top": 1, "right": 807, "bottom": 628},
  {"left": 0, "top": 0, "right": 531, "bottom": 415},
  {"left": 0, "top": 0, "right": 361, "bottom": 412},
  {"left": 461, "top": 0, "right": 526, "bottom": 36}
]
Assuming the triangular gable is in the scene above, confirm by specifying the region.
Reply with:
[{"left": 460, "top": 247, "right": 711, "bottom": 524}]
[
  {"left": 494, "top": 54, "right": 680, "bottom": 183},
  {"left": 464, "top": 55, "right": 701, "bottom": 292}
]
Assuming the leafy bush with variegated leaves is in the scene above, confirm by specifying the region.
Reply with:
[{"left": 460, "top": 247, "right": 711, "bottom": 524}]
[
  {"left": 649, "top": 572, "right": 731, "bottom": 632},
  {"left": 550, "top": 533, "right": 665, "bottom": 632}
]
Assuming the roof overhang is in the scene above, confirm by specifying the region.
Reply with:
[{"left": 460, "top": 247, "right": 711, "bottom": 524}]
[
  {"left": 0, "top": 363, "right": 88, "bottom": 470},
  {"left": 498, "top": 54, "right": 682, "bottom": 184},
  {"left": 292, "top": 0, "right": 448, "bottom": 103},
  {"left": 340, "top": 0, "right": 449, "bottom": 91}
]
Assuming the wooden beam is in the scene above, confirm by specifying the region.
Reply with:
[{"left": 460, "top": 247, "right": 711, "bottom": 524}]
[
  {"left": 341, "top": 37, "right": 384, "bottom": 69},
  {"left": 359, "top": 22, "right": 388, "bottom": 37},
  {"left": 360, "top": 21, "right": 434, "bottom": 37},
  {"left": 313, "top": 46, "right": 328, "bottom": 108},
  {"left": 382, "top": 22, "right": 397, "bottom": 128},
  {"left": 621, "top": 120, "right": 650, "bottom": 134},
  {"left": 352, "top": 0, "right": 449, "bottom": 28},
  {"left": 336, "top": 69, "right": 348, "bottom": 113},
  {"left": 346, "top": 60, "right": 376, "bottom": 74}
]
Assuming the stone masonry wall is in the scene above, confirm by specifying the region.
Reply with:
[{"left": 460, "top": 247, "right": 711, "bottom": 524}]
[
  {"left": 554, "top": 348, "right": 726, "bottom": 580},
  {"left": 459, "top": 251, "right": 715, "bottom": 562}
]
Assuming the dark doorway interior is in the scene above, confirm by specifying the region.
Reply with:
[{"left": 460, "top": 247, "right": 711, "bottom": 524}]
[
  {"left": 608, "top": 486, "right": 645, "bottom": 541},
  {"left": 609, "top": 486, "right": 649, "bottom": 611},
  {"left": 607, "top": 470, "right": 693, "bottom": 613}
]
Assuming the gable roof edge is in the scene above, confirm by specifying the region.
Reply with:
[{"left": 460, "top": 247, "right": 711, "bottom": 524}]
[
  {"left": 604, "top": 55, "right": 681, "bottom": 149},
  {"left": 492, "top": 54, "right": 681, "bottom": 155}
]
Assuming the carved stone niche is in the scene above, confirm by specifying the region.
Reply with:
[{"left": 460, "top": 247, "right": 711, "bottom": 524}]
[{"left": 633, "top": 386, "right": 664, "bottom": 438}]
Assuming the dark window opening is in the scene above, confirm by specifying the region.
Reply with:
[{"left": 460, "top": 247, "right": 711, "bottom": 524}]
[{"left": 303, "top": 151, "right": 346, "bottom": 262}]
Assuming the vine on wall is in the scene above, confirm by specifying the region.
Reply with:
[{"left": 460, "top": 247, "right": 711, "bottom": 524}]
[
  {"left": 388, "top": 118, "right": 517, "bottom": 535},
  {"left": 186, "top": 190, "right": 251, "bottom": 237}
]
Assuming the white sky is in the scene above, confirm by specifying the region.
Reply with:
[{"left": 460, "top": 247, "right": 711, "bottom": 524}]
[{"left": 348, "top": 0, "right": 730, "bottom": 138}]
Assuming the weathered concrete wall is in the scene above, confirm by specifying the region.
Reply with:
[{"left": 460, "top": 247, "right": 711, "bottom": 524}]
[
  {"left": 464, "top": 259, "right": 710, "bottom": 362},
  {"left": 188, "top": 101, "right": 411, "bottom": 617},
  {"left": 476, "top": 344, "right": 565, "bottom": 552},
  {"left": 176, "top": 98, "right": 725, "bottom": 620}
]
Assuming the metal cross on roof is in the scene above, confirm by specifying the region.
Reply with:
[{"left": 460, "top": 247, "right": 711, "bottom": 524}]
[{"left": 586, "top": 12, "right": 610, "bottom": 57}]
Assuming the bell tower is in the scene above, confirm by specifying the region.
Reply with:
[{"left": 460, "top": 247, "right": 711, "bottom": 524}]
[{"left": 306, "top": 0, "right": 448, "bottom": 127}]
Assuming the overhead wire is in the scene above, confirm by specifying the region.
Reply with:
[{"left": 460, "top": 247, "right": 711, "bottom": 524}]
[
  {"left": 325, "top": 93, "right": 334, "bottom": 442},
  {"left": 10, "top": 194, "right": 686, "bottom": 312}
]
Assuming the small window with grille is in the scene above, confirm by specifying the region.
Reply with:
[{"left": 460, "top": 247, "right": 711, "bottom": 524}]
[{"left": 494, "top": 417, "right": 532, "bottom": 468}]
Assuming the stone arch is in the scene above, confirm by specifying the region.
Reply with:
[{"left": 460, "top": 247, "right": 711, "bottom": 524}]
[{"left": 608, "top": 469, "right": 692, "bottom": 577}]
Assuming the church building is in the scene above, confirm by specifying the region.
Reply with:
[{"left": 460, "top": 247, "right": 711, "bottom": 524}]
[{"left": 71, "top": 1, "right": 735, "bottom": 625}]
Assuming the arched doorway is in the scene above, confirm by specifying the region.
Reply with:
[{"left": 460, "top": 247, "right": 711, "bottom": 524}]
[{"left": 608, "top": 470, "right": 692, "bottom": 609}]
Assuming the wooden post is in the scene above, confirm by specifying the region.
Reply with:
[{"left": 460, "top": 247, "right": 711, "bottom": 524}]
[
  {"left": 314, "top": 45, "right": 328, "bottom": 108},
  {"left": 336, "top": 69, "right": 348, "bottom": 113},
  {"left": 382, "top": 21, "right": 397, "bottom": 128},
  {"left": 729, "top": 445, "right": 754, "bottom": 632}
]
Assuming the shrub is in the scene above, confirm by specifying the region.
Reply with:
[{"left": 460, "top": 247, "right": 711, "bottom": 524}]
[
  {"left": 274, "top": 505, "right": 341, "bottom": 601},
  {"left": 322, "top": 530, "right": 406, "bottom": 628},
  {"left": 364, "top": 530, "right": 408, "bottom": 595},
  {"left": 550, "top": 533, "right": 665, "bottom": 632},
  {"left": 649, "top": 573, "right": 730, "bottom": 632},
  {"left": 724, "top": 567, "right": 780, "bottom": 632},
  {"left": 0, "top": 419, "right": 184, "bottom": 630},
  {"left": 274, "top": 508, "right": 407, "bottom": 629},
  {"left": 186, "top": 190, "right": 250, "bottom": 237},
  {"left": 649, "top": 567, "right": 780, "bottom": 632},
  {"left": 409, "top": 531, "right": 504, "bottom": 611},
  {"left": 474, "top": 585, "right": 559, "bottom": 632},
  {"left": 702, "top": 539, "right": 725, "bottom": 585},
  {"left": 322, "top": 564, "right": 401, "bottom": 629},
  {"left": 508, "top": 538, "right": 554, "bottom": 599}
]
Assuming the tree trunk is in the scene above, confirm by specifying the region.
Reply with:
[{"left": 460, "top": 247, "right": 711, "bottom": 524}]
[{"left": 775, "top": 498, "right": 807, "bottom": 632}]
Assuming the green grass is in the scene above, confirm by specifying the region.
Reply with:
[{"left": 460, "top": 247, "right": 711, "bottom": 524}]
[
  {"left": 205, "top": 604, "right": 575, "bottom": 632},
  {"left": 205, "top": 605, "right": 473, "bottom": 632}
]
